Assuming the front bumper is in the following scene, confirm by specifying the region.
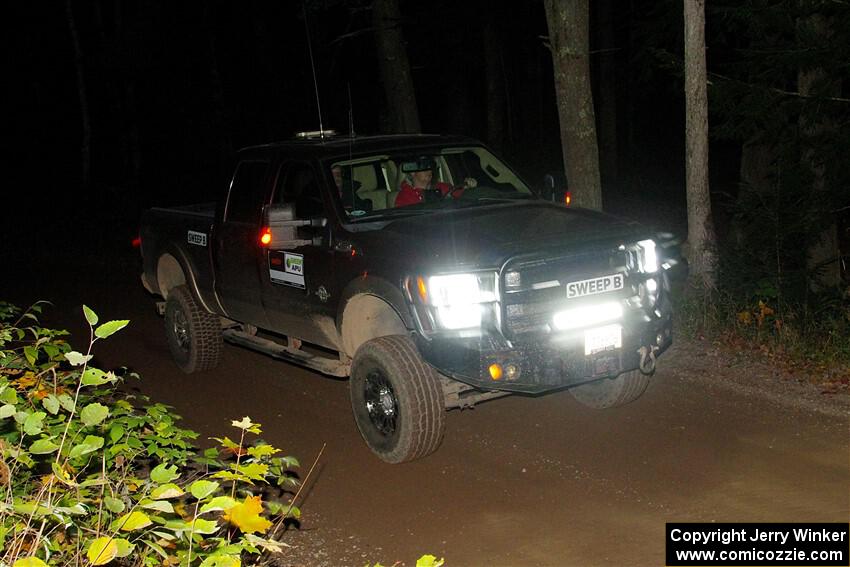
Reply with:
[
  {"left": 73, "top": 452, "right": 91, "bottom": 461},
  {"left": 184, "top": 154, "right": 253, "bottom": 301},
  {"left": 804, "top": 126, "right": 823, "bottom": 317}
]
[{"left": 414, "top": 308, "right": 672, "bottom": 395}]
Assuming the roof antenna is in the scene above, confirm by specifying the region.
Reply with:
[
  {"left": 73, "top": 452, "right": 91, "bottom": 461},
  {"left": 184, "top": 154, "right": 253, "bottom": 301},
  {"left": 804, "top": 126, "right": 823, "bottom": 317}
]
[
  {"left": 302, "top": 1, "right": 325, "bottom": 138},
  {"left": 347, "top": 82, "right": 356, "bottom": 138}
]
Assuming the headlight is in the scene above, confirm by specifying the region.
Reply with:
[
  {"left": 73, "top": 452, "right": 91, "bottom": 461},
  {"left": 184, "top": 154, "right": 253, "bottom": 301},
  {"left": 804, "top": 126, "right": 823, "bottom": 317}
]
[
  {"left": 638, "top": 239, "right": 658, "bottom": 273},
  {"left": 413, "top": 273, "right": 497, "bottom": 331}
]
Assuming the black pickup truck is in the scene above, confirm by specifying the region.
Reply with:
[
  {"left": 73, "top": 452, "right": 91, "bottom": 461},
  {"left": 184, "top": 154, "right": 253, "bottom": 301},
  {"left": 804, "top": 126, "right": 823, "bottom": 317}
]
[{"left": 140, "top": 132, "right": 674, "bottom": 463}]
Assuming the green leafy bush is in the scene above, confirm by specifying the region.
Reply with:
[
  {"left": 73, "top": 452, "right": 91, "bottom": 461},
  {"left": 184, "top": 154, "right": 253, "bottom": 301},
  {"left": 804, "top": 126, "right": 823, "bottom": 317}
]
[{"left": 0, "top": 302, "right": 301, "bottom": 566}]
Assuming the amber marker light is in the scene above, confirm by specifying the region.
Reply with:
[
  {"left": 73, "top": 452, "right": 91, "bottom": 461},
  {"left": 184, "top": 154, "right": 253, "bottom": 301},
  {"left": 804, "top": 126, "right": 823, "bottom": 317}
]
[
  {"left": 417, "top": 276, "right": 428, "bottom": 303},
  {"left": 564, "top": 191, "right": 572, "bottom": 206},
  {"left": 259, "top": 228, "right": 272, "bottom": 246},
  {"left": 488, "top": 363, "right": 503, "bottom": 380}
]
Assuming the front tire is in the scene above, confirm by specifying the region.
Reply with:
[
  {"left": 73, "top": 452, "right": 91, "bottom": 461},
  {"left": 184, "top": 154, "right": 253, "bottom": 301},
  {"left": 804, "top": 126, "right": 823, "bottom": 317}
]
[
  {"left": 569, "top": 369, "right": 650, "bottom": 409},
  {"left": 164, "top": 285, "right": 222, "bottom": 373},
  {"left": 349, "top": 336, "right": 445, "bottom": 463}
]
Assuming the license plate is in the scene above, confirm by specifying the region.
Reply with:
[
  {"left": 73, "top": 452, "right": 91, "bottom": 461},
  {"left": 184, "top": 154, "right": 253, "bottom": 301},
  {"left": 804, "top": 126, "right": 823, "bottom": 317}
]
[
  {"left": 584, "top": 324, "right": 622, "bottom": 355},
  {"left": 566, "top": 273, "right": 624, "bottom": 299}
]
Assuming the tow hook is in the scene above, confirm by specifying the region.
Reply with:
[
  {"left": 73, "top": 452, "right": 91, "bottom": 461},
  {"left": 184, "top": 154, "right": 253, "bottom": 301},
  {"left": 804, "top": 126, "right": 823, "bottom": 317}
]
[{"left": 638, "top": 345, "right": 658, "bottom": 375}]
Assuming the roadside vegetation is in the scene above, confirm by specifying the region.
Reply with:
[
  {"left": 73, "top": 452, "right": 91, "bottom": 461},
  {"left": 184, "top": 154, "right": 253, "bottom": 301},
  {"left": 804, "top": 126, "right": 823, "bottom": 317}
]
[
  {"left": 0, "top": 301, "right": 306, "bottom": 565},
  {"left": 672, "top": 271, "right": 850, "bottom": 392},
  {"left": 0, "top": 301, "right": 446, "bottom": 566}
]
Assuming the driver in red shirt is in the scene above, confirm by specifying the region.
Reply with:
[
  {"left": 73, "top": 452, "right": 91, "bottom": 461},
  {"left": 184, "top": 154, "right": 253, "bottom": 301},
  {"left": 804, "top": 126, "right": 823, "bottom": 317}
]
[{"left": 394, "top": 157, "right": 476, "bottom": 207}]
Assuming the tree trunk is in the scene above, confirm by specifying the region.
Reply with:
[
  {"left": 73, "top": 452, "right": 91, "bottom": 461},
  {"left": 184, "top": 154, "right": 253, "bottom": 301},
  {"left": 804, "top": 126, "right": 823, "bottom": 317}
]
[
  {"left": 372, "top": 0, "right": 420, "bottom": 133},
  {"left": 797, "top": 12, "right": 841, "bottom": 289},
  {"left": 482, "top": 5, "right": 506, "bottom": 153},
  {"left": 65, "top": 0, "right": 91, "bottom": 188},
  {"left": 544, "top": 0, "right": 603, "bottom": 211},
  {"left": 595, "top": 0, "right": 618, "bottom": 185},
  {"left": 684, "top": 0, "right": 717, "bottom": 290}
]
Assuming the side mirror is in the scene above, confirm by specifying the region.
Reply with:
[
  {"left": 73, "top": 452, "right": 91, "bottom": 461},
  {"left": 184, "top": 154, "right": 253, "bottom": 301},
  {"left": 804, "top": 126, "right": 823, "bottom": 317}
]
[
  {"left": 262, "top": 204, "right": 327, "bottom": 250},
  {"left": 542, "top": 172, "right": 569, "bottom": 205}
]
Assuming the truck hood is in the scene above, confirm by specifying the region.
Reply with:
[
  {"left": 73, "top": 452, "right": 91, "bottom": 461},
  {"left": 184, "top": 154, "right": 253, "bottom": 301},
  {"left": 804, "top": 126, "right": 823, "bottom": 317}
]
[{"left": 366, "top": 201, "right": 647, "bottom": 270}]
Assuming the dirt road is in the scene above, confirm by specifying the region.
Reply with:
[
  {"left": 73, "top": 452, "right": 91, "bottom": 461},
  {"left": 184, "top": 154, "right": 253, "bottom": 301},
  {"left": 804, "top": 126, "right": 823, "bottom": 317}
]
[{"left": 5, "top": 257, "right": 849, "bottom": 566}]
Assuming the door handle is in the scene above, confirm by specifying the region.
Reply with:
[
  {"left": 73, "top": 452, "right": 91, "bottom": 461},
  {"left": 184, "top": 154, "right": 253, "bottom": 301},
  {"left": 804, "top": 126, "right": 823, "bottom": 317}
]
[{"left": 334, "top": 240, "right": 353, "bottom": 253}]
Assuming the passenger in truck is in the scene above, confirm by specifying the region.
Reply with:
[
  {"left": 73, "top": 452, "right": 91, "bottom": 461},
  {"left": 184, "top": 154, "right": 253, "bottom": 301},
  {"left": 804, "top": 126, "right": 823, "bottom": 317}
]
[{"left": 332, "top": 164, "right": 372, "bottom": 212}]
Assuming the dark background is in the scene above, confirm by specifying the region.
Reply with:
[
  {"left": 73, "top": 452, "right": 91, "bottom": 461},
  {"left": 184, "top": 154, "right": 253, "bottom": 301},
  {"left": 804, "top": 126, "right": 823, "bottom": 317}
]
[{"left": 8, "top": 0, "right": 743, "bottom": 257}]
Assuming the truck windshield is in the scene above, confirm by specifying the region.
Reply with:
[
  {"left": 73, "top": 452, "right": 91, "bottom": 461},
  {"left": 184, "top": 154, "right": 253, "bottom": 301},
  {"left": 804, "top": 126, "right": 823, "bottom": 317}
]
[{"left": 327, "top": 146, "right": 534, "bottom": 221}]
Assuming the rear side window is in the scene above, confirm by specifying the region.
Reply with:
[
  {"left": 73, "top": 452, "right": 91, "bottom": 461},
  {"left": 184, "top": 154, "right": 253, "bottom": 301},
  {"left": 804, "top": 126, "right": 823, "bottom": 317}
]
[{"left": 226, "top": 160, "right": 269, "bottom": 223}]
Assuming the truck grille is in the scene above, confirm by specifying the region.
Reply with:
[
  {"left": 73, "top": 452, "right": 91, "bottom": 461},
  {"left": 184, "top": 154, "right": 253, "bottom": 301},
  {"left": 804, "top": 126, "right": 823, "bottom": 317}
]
[{"left": 501, "top": 247, "right": 638, "bottom": 338}]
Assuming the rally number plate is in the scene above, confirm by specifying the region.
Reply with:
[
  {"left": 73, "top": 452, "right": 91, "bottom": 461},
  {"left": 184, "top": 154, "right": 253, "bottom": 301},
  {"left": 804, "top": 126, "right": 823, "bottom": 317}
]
[
  {"left": 566, "top": 273, "right": 624, "bottom": 299},
  {"left": 584, "top": 324, "right": 622, "bottom": 356}
]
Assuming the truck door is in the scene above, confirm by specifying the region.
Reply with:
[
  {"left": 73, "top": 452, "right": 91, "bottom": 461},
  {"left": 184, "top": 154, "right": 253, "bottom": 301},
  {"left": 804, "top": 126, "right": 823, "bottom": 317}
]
[
  {"left": 214, "top": 159, "right": 271, "bottom": 328},
  {"left": 261, "top": 161, "right": 340, "bottom": 350}
]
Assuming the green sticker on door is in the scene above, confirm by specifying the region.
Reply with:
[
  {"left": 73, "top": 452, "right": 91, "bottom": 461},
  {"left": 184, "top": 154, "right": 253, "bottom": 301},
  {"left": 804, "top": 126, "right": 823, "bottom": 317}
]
[{"left": 269, "top": 251, "right": 305, "bottom": 288}]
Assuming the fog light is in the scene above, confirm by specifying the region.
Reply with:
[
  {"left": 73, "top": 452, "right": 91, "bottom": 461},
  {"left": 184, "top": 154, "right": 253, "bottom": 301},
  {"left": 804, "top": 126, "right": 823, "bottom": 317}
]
[
  {"left": 505, "top": 364, "right": 521, "bottom": 380},
  {"left": 488, "top": 363, "right": 503, "bottom": 380}
]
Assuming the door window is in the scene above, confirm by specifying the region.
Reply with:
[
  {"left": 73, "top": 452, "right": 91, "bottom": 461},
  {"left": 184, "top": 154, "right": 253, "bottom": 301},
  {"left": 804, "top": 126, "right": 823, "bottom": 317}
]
[
  {"left": 226, "top": 160, "right": 269, "bottom": 223},
  {"left": 274, "top": 162, "right": 325, "bottom": 219}
]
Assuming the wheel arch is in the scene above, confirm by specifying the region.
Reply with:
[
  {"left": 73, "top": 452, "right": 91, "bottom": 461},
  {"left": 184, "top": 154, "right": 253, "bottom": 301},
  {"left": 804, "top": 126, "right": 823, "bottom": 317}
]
[
  {"left": 338, "top": 276, "right": 413, "bottom": 358},
  {"left": 155, "top": 247, "right": 218, "bottom": 314}
]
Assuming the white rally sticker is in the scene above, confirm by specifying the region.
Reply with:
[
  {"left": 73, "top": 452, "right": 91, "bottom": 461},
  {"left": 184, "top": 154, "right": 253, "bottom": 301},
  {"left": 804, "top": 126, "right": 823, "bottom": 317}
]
[
  {"left": 269, "top": 252, "right": 305, "bottom": 288},
  {"left": 566, "top": 273, "right": 624, "bottom": 299},
  {"left": 187, "top": 230, "right": 207, "bottom": 247}
]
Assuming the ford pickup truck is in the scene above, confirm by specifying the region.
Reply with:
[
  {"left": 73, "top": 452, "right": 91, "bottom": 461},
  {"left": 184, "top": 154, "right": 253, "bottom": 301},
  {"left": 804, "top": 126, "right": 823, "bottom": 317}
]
[{"left": 139, "top": 132, "right": 674, "bottom": 463}]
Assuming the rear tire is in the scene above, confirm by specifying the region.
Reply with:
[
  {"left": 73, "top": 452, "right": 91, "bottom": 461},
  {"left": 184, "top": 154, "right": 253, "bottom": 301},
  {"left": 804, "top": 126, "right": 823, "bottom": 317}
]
[
  {"left": 164, "top": 285, "right": 222, "bottom": 373},
  {"left": 569, "top": 369, "right": 650, "bottom": 409},
  {"left": 350, "top": 336, "right": 445, "bottom": 463}
]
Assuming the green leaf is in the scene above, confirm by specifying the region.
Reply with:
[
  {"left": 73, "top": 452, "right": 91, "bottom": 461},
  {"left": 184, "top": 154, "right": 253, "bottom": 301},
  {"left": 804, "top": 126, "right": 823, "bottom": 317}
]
[
  {"left": 281, "top": 455, "right": 300, "bottom": 468},
  {"left": 190, "top": 518, "right": 220, "bottom": 535},
  {"left": 41, "top": 395, "right": 60, "bottom": 415},
  {"left": 150, "top": 462, "right": 179, "bottom": 484},
  {"left": 0, "top": 404, "right": 15, "bottom": 419},
  {"left": 29, "top": 438, "right": 59, "bottom": 454},
  {"left": 199, "top": 555, "right": 241, "bottom": 567},
  {"left": 83, "top": 305, "right": 99, "bottom": 326},
  {"left": 55, "top": 503, "right": 87, "bottom": 515},
  {"left": 23, "top": 411, "right": 46, "bottom": 435},
  {"left": 23, "top": 345, "right": 37, "bottom": 365},
  {"left": 64, "top": 351, "right": 93, "bottom": 366},
  {"left": 110, "top": 510, "right": 152, "bottom": 532},
  {"left": 13, "top": 502, "right": 51, "bottom": 517},
  {"left": 114, "top": 538, "right": 135, "bottom": 558},
  {"left": 231, "top": 416, "right": 254, "bottom": 429},
  {"left": 51, "top": 462, "right": 76, "bottom": 486},
  {"left": 142, "top": 540, "right": 169, "bottom": 560},
  {"left": 199, "top": 496, "right": 237, "bottom": 514},
  {"left": 140, "top": 499, "right": 174, "bottom": 513},
  {"left": 81, "top": 367, "right": 114, "bottom": 386},
  {"left": 243, "top": 533, "right": 291, "bottom": 553},
  {"left": 104, "top": 496, "right": 125, "bottom": 514},
  {"left": 68, "top": 435, "right": 104, "bottom": 459},
  {"left": 247, "top": 444, "right": 279, "bottom": 459},
  {"left": 190, "top": 479, "right": 220, "bottom": 500},
  {"left": 151, "top": 483, "right": 184, "bottom": 499},
  {"left": 416, "top": 555, "right": 445, "bottom": 567},
  {"left": 13, "top": 558, "right": 49, "bottom": 567},
  {"left": 80, "top": 403, "right": 109, "bottom": 426},
  {"left": 109, "top": 424, "right": 124, "bottom": 443},
  {"left": 94, "top": 320, "right": 129, "bottom": 339},
  {"left": 87, "top": 536, "right": 118, "bottom": 565},
  {"left": 234, "top": 461, "right": 268, "bottom": 481},
  {"left": 57, "top": 393, "right": 75, "bottom": 412},
  {"left": 0, "top": 387, "right": 18, "bottom": 404}
]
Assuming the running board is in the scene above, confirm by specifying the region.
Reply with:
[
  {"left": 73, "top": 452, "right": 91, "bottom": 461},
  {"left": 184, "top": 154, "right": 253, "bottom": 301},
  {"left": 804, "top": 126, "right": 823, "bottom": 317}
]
[{"left": 222, "top": 329, "right": 349, "bottom": 377}]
